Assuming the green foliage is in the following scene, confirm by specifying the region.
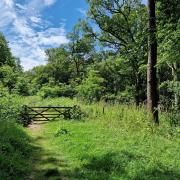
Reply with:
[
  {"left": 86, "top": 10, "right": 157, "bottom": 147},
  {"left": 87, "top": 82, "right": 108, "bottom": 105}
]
[
  {"left": 0, "top": 65, "right": 18, "bottom": 92},
  {"left": 45, "top": 47, "right": 71, "bottom": 83},
  {"left": 0, "top": 84, "right": 9, "bottom": 97},
  {"left": 17, "top": 106, "right": 32, "bottom": 127},
  {"left": 38, "top": 85, "right": 59, "bottom": 98},
  {"left": 0, "top": 32, "right": 15, "bottom": 67},
  {"left": 0, "top": 122, "right": 34, "bottom": 179},
  {"left": 69, "top": 105, "right": 85, "bottom": 120},
  {"left": 14, "top": 77, "right": 30, "bottom": 96},
  {"left": 158, "top": 23, "right": 180, "bottom": 65},
  {"left": 0, "top": 95, "right": 34, "bottom": 126},
  {"left": 167, "top": 112, "right": 180, "bottom": 127},
  {"left": 0, "top": 96, "right": 37, "bottom": 179},
  {"left": 39, "top": 84, "right": 76, "bottom": 99},
  {"left": 77, "top": 70, "right": 105, "bottom": 102},
  {"left": 0, "top": 95, "right": 21, "bottom": 121},
  {"left": 0, "top": 32, "right": 23, "bottom": 94}
]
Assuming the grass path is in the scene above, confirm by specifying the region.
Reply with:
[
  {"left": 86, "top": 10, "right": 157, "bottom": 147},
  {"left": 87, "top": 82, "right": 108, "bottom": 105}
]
[
  {"left": 27, "top": 121, "right": 68, "bottom": 180},
  {"left": 27, "top": 117, "right": 180, "bottom": 180}
]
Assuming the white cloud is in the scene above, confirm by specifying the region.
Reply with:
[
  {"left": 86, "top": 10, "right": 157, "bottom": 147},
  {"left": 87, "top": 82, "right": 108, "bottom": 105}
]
[
  {"left": 30, "top": 16, "right": 42, "bottom": 24},
  {"left": 0, "top": 0, "right": 16, "bottom": 28},
  {"left": 15, "top": 3, "right": 27, "bottom": 10},
  {"left": 3, "top": 0, "right": 14, "bottom": 8},
  {"left": 0, "top": 0, "right": 68, "bottom": 71},
  {"left": 36, "top": 27, "right": 69, "bottom": 46},
  {"left": 44, "top": 0, "right": 57, "bottom": 6}
]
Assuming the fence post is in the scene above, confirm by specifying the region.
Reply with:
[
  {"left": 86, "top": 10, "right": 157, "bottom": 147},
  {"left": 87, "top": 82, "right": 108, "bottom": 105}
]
[
  {"left": 21, "top": 105, "right": 29, "bottom": 126},
  {"left": 103, "top": 106, "right": 105, "bottom": 114}
]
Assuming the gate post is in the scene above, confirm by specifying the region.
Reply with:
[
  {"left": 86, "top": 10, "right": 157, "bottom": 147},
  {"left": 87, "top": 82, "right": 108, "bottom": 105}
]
[{"left": 22, "top": 105, "right": 31, "bottom": 127}]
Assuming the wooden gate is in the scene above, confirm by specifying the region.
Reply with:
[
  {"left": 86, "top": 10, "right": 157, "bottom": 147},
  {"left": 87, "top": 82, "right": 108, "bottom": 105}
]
[{"left": 23, "top": 106, "right": 73, "bottom": 121}]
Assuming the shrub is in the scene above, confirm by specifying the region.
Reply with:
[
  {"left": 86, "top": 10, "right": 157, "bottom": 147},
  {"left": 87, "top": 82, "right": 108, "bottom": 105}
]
[
  {"left": 17, "top": 106, "right": 32, "bottom": 127},
  {"left": 38, "top": 86, "right": 59, "bottom": 98},
  {"left": 0, "top": 95, "right": 30, "bottom": 127},
  {"left": 58, "top": 84, "right": 77, "bottom": 98},
  {"left": 0, "top": 84, "right": 9, "bottom": 97},
  {"left": 70, "top": 105, "right": 84, "bottom": 120},
  {"left": 38, "top": 85, "right": 76, "bottom": 99},
  {"left": 77, "top": 70, "right": 105, "bottom": 102},
  {"left": 63, "top": 106, "right": 85, "bottom": 120},
  {"left": 0, "top": 96, "right": 21, "bottom": 122},
  {"left": 14, "top": 77, "right": 30, "bottom": 96},
  {"left": 0, "top": 65, "right": 18, "bottom": 93}
]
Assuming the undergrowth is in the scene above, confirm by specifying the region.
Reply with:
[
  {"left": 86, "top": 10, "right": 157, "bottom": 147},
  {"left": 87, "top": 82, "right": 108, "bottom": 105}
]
[{"left": 0, "top": 122, "right": 34, "bottom": 179}]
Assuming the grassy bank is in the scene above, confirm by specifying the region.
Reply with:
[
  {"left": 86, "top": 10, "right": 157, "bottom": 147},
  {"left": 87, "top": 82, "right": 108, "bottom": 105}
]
[{"left": 0, "top": 122, "right": 35, "bottom": 179}]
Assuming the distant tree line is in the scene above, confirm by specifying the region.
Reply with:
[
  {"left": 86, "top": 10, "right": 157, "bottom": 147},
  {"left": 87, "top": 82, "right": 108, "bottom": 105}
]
[{"left": 0, "top": 0, "right": 179, "bottom": 123}]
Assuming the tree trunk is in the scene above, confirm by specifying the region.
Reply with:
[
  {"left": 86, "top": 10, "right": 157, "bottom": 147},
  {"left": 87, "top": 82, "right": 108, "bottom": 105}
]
[
  {"left": 147, "top": 0, "right": 159, "bottom": 123},
  {"left": 74, "top": 58, "right": 80, "bottom": 76},
  {"left": 172, "top": 62, "right": 180, "bottom": 110},
  {"left": 135, "top": 74, "right": 140, "bottom": 106}
]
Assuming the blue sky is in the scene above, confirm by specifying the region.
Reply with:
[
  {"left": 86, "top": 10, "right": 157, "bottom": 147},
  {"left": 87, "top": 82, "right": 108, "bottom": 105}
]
[{"left": 0, "top": 0, "right": 147, "bottom": 70}]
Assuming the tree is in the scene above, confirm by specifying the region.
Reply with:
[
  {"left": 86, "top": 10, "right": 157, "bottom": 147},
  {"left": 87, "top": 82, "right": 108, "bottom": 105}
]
[
  {"left": 0, "top": 65, "right": 18, "bottom": 93},
  {"left": 45, "top": 47, "right": 71, "bottom": 84},
  {"left": 0, "top": 32, "right": 15, "bottom": 67},
  {"left": 67, "top": 20, "right": 95, "bottom": 79},
  {"left": 147, "top": 0, "right": 159, "bottom": 123},
  {"left": 77, "top": 70, "right": 104, "bottom": 102},
  {"left": 86, "top": 0, "right": 148, "bottom": 106},
  {"left": 157, "top": 0, "right": 180, "bottom": 111}
]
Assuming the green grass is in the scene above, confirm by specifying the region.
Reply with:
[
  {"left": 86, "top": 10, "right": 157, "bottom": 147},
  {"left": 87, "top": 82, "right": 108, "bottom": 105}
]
[
  {"left": 27, "top": 97, "right": 180, "bottom": 179},
  {"left": 0, "top": 121, "right": 36, "bottom": 179},
  {"left": 0, "top": 96, "right": 180, "bottom": 179}
]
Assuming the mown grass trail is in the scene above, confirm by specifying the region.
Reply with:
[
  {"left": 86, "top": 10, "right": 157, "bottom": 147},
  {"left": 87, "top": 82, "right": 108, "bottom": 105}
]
[{"left": 25, "top": 97, "right": 180, "bottom": 180}]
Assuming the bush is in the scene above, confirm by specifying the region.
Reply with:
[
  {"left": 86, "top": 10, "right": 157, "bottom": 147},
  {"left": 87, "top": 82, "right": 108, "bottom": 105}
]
[
  {"left": 77, "top": 70, "right": 105, "bottom": 102},
  {"left": 58, "top": 84, "right": 77, "bottom": 97},
  {"left": 0, "top": 96, "right": 21, "bottom": 122},
  {"left": 38, "top": 85, "right": 76, "bottom": 99},
  {"left": 167, "top": 112, "right": 180, "bottom": 127},
  {"left": 38, "top": 86, "right": 59, "bottom": 98},
  {"left": 14, "top": 77, "right": 30, "bottom": 96},
  {"left": 63, "top": 106, "right": 85, "bottom": 120},
  {"left": 70, "top": 105, "right": 85, "bottom": 120},
  {"left": 0, "top": 95, "right": 30, "bottom": 127},
  {"left": 17, "top": 106, "right": 32, "bottom": 127},
  {"left": 0, "top": 84, "right": 9, "bottom": 97}
]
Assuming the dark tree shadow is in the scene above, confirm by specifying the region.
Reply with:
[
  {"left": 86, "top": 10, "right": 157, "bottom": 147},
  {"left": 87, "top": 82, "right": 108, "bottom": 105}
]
[
  {"left": 54, "top": 151, "right": 136, "bottom": 180},
  {"left": 0, "top": 122, "right": 42, "bottom": 179},
  {"left": 51, "top": 151, "right": 180, "bottom": 180},
  {"left": 133, "top": 167, "right": 180, "bottom": 180}
]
